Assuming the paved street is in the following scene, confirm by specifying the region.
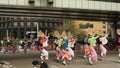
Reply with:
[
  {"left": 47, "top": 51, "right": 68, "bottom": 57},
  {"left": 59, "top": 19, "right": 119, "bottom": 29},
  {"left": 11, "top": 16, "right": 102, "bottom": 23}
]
[{"left": 0, "top": 51, "right": 120, "bottom": 68}]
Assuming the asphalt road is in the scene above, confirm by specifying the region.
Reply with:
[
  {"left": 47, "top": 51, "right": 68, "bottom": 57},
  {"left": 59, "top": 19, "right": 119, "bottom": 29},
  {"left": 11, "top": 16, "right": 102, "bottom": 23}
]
[{"left": 0, "top": 51, "right": 120, "bottom": 68}]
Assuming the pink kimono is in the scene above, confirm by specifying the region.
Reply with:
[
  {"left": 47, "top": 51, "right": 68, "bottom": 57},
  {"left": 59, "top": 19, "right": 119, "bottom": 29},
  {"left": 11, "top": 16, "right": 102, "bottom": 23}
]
[
  {"left": 89, "top": 47, "right": 98, "bottom": 62},
  {"left": 56, "top": 49, "right": 63, "bottom": 60}
]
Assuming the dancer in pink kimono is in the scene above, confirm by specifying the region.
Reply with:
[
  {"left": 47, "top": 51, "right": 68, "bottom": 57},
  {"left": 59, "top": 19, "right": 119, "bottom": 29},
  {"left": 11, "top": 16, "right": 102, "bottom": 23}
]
[
  {"left": 99, "top": 33, "right": 108, "bottom": 61},
  {"left": 118, "top": 46, "right": 120, "bottom": 62},
  {"left": 117, "top": 37, "right": 120, "bottom": 62},
  {"left": 56, "top": 47, "right": 63, "bottom": 61},
  {"left": 55, "top": 37, "right": 63, "bottom": 61},
  {"left": 88, "top": 33, "right": 99, "bottom": 65}
]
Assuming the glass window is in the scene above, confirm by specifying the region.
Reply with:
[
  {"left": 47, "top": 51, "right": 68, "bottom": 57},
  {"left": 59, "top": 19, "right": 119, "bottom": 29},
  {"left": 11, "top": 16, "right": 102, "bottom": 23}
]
[
  {"left": 20, "top": 22, "right": 24, "bottom": 27},
  {"left": 76, "top": 0, "right": 82, "bottom": 8},
  {"left": 95, "top": 1, "right": 100, "bottom": 9},
  {"left": 106, "top": 2, "right": 112, "bottom": 11},
  {"left": 50, "top": 23, "right": 53, "bottom": 27},
  {"left": 8, "top": 22, "right": 11, "bottom": 28},
  {"left": 79, "top": 24, "right": 87, "bottom": 28},
  {"left": 39, "top": 22, "right": 43, "bottom": 27},
  {"left": 82, "top": 0, "right": 88, "bottom": 9},
  {"left": 55, "top": 0, "right": 62, "bottom": 7},
  {"left": 0, "top": 23, "right": 1, "bottom": 28},
  {"left": 79, "top": 23, "right": 93, "bottom": 28},
  {"left": 69, "top": 0, "right": 75, "bottom": 8},
  {"left": 18, "top": 0, "right": 25, "bottom": 5},
  {"left": 0, "top": 0, "right": 8, "bottom": 5},
  {"left": 9, "top": 0, "right": 17, "bottom": 5},
  {"left": 40, "top": 0, "right": 47, "bottom": 7},
  {"left": 111, "top": 3, "right": 117, "bottom": 11},
  {"left": 5, "top": 23, "right": 7, "bottom": 28},
  {"left": 13, "top": 30, "right": 17, "bottom": 38},
  {"left": 27, "top": 22, "right": 31, "bottom": 27},
  {"left": 45, "top": 22, "right": 48, "bottom": 27},
  {"left": 54, "top": 23, "right": 57, "bottom": 27},
  {"left": 117, "top": 3, "right": 120, "bottom": 11},
  {"left": 62, "top": 0, "right": 69, "bottom": 8},
  {"left": 14, "top": 22, "right": 17, "bottom": 27},
  {"left": 89, "top": 24, "right": 93, "bottom": 28},
  {"left": 100, "top": 2, "right": 106, "bottom": 10},
  {"left": 35, "top": 0, "right": 40, "bottom": 6},
  {"left": 89, "top": 1, "right": 95, "bottom": 9},
  {"left": 102, "top": 22, "right": 106, "bottom": 28},
  {"left": 34, "top": 22, "right": 37, "bottom": 27}
]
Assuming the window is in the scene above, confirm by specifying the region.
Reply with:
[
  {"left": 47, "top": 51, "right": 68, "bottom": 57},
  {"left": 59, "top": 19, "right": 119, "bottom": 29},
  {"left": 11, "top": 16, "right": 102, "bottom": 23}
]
[
  {"left": 27, "top": 22, "right": 31, "bottom": 27},
  {"left": 79, "top": 23, "right": 94, "bottom": 29},
  {"left": 20, "top": 22, "right": 24, "bottom": 27},
  {"left": 45, "top": 22, "right": 48, "bottom": 27},
  {"left": 0, "top": 23, "right": 1, "bottom": 28},
  {"left": 39, "top": 22, "right": 43, "bottom": 27},
  {"left": 89, "top": 24, "right": 93, "bottom": 28},
  {"left": 34, "top": 22, "right": 37, "bottom": 27},
  {"left": 50, "top": 23, "right": 53, "bottom": 27},
  {"left": 102, "top": 21, "right": 106, "bottom": 28},
  {"left": 5, "top": 23, "right": 7, "bottom": 28},
  {"left": 14, "top": 22, "right": 17, "bottom": 27}
]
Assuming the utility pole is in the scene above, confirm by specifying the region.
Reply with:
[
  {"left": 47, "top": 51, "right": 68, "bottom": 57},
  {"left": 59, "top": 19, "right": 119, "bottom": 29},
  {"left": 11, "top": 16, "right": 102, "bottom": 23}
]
[{"left": 36, "top": 23, "right": 39, "bottom": 38}]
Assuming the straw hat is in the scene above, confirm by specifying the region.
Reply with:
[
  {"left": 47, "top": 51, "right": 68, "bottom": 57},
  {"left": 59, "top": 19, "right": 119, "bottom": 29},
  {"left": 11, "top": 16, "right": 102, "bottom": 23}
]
[
  {"left": 39, "top": 30, "right": 45, "bottom": 37},
  {"left": 61, "top": 31, "right": 67, "bottom": 40},
  {"left": 67, "top": 31, "right": 73, "bottom": 39},
  {"left": 54, "top": 30, "right": 61, "bottom": 38},
  {"left": 89, "top": 32, "right": 93, "bottom": 36}
]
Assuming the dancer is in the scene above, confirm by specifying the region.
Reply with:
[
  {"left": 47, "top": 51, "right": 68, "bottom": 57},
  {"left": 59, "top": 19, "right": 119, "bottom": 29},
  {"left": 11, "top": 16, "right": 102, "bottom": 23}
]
[
  {"left": 99, "top": 33, "right": 109, "bottom": 61},
  {"left": 62, "top": 48, "right": 72, "bottom": 65},
  {"left": 39, "top": 30, "right": 49, "bottom": 63},
  {"left": 83, "top": 35, "right": 90, "bottom": 58},
  {"left": 68, "top": 37, "right": 75, "bottom": 58},
  {"left": 118, "top": 46, "right": 120, "bottom": 63},
  {"left": 117, "top": 37, "right": 120, "bottom": 62},
  {"left": 61, "top": 31, "right": 72, "bottom": 65},
  {"left": 56, "top": 37, "right": 63, "bottom": 61},
  {"left": 39, "top": 43, "right": 49, "bottom": 63},
  {"left": 40, "top": 30, "right": 49, "bottom": 47},
  {"left": 54, "top": 31, "right": 63, "bottom": 62},
  {"left": 56, "top": 47, "right": 63, "bottom": 62},
  {"left": 87, "top": 32, "right": 99, "bottom": 65}
]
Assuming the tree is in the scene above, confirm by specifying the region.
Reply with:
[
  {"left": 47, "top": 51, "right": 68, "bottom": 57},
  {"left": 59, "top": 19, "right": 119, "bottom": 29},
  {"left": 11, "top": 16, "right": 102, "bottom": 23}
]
[{"left": 55, "top": 20, "right": 86, "bottom": 39}]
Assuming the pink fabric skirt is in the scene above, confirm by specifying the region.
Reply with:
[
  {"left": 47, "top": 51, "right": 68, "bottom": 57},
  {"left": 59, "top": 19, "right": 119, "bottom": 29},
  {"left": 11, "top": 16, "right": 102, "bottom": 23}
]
[
  {"left": 89, "top": 47, "right": 98, "bottom": 62},
  {"left": 56, "top": 50, "right": 63, "bottom": 60}
]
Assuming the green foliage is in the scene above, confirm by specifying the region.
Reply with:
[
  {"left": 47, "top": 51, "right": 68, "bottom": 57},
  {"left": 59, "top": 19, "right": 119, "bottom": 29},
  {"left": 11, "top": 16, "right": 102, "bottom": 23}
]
[
  {"left": 3, "top": 40, "right": 7, "bottom": 46},
  {"left": 55, "top": 20, "right": 86, "bottom": 39},
  {"left": 75, "top": 29, "right": 86, "bottom": 39},
  {"left": 12, "top": 40, "right": 20, "bottom": 46}
]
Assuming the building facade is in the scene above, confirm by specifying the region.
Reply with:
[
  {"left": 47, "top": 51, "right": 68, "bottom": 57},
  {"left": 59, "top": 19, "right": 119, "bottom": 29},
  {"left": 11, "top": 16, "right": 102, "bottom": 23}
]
[
  {"left": 74, "top": 20, "right": 108, "bottom": 35},
  {"left": 0, "top": 0, "right": 120, "bottom": 12},
  {"left": 0, "top": 0, "right": 120, "bottom": 40}
]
